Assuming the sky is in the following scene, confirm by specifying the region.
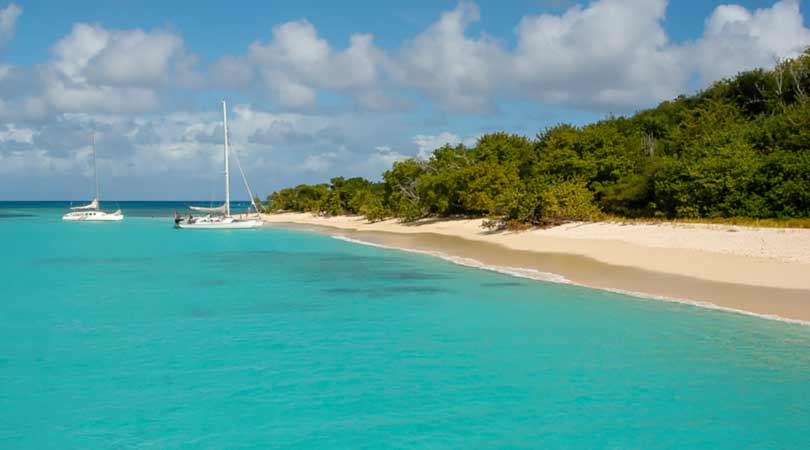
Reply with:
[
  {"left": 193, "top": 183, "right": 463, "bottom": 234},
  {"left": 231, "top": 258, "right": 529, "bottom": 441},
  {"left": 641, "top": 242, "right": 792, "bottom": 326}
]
[{"left": 1, "top": 0, "right": 809, "bottom": 200}]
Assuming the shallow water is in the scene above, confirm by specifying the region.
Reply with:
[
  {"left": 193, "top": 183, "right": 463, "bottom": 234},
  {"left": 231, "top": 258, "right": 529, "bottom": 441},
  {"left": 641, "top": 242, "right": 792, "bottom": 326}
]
[{"left": 1, "top": 203, "right": 809, "bottom": 449}]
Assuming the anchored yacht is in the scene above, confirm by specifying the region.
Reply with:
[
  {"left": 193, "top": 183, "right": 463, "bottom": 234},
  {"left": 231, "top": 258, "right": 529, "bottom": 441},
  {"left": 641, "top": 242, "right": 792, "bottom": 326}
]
[
  {"left": 175, "top": 101, "right": 263, "bottom": 229},
  {"left": 62, "top": 133, "right": 123, "bottom": 222}
]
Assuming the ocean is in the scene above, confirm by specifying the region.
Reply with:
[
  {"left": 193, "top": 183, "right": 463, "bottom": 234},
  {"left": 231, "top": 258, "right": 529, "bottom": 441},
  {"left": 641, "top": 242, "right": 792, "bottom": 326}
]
[{"left": 1, "top": 202, "right": 809, "bottom": 449}]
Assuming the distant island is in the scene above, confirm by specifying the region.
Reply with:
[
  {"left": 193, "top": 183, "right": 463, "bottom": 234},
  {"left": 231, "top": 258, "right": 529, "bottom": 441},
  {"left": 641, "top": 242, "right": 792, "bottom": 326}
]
[{"left": 261, "top": 50, "right": 810, "bottom": 229}]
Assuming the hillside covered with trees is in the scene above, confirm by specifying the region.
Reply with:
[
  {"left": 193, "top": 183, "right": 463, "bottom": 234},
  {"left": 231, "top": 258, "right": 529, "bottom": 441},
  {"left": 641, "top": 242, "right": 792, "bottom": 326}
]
[{"left": 263, "top": 52, "right": 810, "bottom": 227}]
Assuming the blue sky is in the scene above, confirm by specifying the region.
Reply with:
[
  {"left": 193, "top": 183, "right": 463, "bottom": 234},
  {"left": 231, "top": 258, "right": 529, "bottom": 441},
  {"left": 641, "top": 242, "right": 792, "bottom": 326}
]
[{"left": 1, "top": 0, "right": 809, "bottom": 200}]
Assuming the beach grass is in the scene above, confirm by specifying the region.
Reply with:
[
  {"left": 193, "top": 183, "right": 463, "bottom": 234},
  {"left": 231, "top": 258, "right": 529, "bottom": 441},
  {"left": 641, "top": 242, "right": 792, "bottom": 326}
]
[{"left": 604, "top": 216, "right": 810, "bottom": 229}]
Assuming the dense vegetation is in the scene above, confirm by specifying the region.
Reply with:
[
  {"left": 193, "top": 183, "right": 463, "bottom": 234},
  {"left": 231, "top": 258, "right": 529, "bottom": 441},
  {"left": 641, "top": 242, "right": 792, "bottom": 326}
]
[{"left": 264, "top": 52, "right": 810, "bottom": 227}]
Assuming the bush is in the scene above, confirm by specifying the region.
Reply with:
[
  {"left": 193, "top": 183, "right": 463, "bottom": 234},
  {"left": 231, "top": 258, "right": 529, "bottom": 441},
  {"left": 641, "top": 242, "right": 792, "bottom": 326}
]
[{"left": 538, "top": 180, "right": 602, "bottom": 224}]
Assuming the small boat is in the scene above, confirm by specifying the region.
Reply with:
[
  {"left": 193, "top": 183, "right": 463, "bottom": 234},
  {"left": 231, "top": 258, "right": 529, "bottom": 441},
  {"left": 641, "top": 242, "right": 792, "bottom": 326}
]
[
  {"left": 62, "top": 133, "right": 123, "bottom": 222},
  {"left": 175, "top": 101, "right": 263, "bottom": 230}
]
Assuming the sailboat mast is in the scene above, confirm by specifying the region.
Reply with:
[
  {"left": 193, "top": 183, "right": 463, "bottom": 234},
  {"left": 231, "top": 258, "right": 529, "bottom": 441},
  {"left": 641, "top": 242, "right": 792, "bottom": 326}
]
[
  {"left": 92, "top": 132, "right": 99, "bottom": 202},
  {"left": 222, "top": 100, "right": 231, "bottom": 217}
]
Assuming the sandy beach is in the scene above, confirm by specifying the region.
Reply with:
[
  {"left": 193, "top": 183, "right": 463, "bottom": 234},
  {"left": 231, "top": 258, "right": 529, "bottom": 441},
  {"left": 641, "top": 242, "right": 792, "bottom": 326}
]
[{"left": 261, "top": 213, "right": 810, "bottom": 323}]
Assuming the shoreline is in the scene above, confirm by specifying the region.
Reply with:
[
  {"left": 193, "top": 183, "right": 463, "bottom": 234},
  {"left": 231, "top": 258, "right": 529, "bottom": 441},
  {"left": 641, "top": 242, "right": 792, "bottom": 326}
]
[{"left": 261, "top": 213, "right": 810, "bottom": 323}]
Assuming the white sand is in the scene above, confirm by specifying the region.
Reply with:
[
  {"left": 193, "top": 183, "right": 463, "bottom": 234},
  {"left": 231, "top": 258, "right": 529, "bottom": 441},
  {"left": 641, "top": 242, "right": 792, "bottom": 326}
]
[{"left": 261, "top": 213, "right": 810, "bottom": 291}]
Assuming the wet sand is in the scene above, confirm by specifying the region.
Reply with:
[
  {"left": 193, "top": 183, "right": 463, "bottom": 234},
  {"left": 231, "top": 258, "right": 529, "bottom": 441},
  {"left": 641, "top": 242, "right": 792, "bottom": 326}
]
[{"left": 262, "top": 214, "right": 810, "bottom": 323}]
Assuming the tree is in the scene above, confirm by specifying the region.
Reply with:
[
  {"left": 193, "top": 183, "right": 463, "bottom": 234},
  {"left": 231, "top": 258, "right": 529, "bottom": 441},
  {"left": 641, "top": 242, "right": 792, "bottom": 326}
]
[{"left": 263, "top": 54, "right": 810, "bottom": 225}]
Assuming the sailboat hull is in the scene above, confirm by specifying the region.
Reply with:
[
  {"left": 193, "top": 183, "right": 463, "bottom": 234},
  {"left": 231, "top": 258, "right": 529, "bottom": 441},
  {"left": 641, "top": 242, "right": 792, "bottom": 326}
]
[
  {"left": 175, "top": 217, "right": 262, "bottom": 229},
  {"left": 62, "top": 210, "right": 124, "bottom": 222}
]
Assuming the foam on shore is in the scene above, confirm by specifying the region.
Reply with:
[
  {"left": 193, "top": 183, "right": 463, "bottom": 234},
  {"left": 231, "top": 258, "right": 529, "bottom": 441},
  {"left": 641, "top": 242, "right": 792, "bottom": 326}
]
[
  {"left": 332, "top": 235, "right": 571, "bottom": 284},
  {"left": 331, "top": 234, "right": 810, "bottom": 327}
]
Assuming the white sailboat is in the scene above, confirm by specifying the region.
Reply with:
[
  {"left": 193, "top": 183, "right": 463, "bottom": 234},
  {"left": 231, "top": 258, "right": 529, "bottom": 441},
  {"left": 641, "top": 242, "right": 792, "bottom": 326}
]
[
  {"left": 175, "top": 101, "right": 263, "bottom": 229},
  {"left": 62, "top": 133, "right": 124, "bottom": 222}
]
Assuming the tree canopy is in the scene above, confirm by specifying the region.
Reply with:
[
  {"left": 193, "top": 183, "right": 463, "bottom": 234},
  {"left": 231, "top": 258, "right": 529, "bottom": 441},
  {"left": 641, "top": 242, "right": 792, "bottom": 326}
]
[{"left": 264, "top": 51, "right": 810, "bottom": 227}]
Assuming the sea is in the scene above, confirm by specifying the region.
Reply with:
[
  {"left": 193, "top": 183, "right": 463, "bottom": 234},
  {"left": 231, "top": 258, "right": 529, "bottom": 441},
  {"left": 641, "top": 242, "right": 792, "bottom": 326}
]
[{"left": 1, "top": 201, "right": 809, "bottom": 449}]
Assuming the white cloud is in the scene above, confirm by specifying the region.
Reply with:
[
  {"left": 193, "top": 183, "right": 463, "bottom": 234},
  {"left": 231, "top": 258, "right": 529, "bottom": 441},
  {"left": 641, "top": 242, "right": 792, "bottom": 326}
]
[
  {"left": 353, "top": 145, "right": 410, "bottom": 175},
  {"left": 250, "top": 20, "right": 329, "bottom": 75},
  {"left": 388, "top": 0, "right": 683, "bottom": 111},
  {"left": 0, "top": 100, "right": 395, "bottom": 197},
  {"left": 0, "top": 123, "right": 33, "bottom": 149},
  {"left": 51, "top": 24, "right": 110, "bottom": 81},
  {"left": 512, "top": 0, "right": 685, "bottom": 108},
  {"left": 264, "top": 72, "right": 316, "bottom": 109},
  {"left": 174, "top": 53, "right": 205, "bottom": 89},
  {"left": 372, "top": 145, "right": 409, "bottom": 165},
  {"left": 413, "top": 131, "right": 478, "bottom": 159},
  {"left": 51, "top": 23, "right": 202, "bottom": 90},
  {"left": 9, "top": 0, "right": 807, "bottom": 120},
  {"left": 0, "top": 3, "right": 21, "bottom": 48},
  {"left": 1, "top": 111, "right": 207, "bottom": 176},
  {"left": 0, "top": 96, "right": 48, "bottom": 121},
  {"left": 689, "top": 0, "right": 810, "bottom": 84},
  {"left": 389, "top": 0, "right": 810, "bottom": 111},
  {"left": 42, "top": 77, "right": 160, "bottom": 113},
  {"left": 392, "top": 2, "right": 506, "bottom": 112},
  {"left": 328, "top": 34, "right": 380, "bottom": 89},
  {"left": 232, "top": 105, "right": 339, "bottom": 149},
  {"left": 301, "top": 151, "right": 338, "bottom": 173},
  {"left": 247, "top": 19, "right": 385, "bottom": 109},
  {"left": 77, "top": 26, "right": 183, "bottom": 86},
  {"left": 210, "top": 55, "right": 254, "bottom": 88},
  {"left": 0, "top": 148, "right": 77, "bottom": 179},
  {"left": 4, "top": 23, "right": 195, "bottom": 116},
  {"left": 249, "top": 119, "right": 315, "bottom": 146}
]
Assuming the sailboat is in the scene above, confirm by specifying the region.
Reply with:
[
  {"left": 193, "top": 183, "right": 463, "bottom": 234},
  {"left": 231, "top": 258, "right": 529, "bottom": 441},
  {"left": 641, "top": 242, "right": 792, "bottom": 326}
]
[
  {"left": 174, "top": 101, "right": 263, "bottom": 229},
  {"left": 62, "top": 133, "right": 124, "bottom": 222}
]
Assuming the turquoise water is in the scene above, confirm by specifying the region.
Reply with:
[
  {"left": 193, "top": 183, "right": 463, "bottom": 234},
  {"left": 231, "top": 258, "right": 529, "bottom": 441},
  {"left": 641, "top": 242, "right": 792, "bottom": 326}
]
[{"left": 1, "top": 203, "right": 809, "bottom": 449}]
